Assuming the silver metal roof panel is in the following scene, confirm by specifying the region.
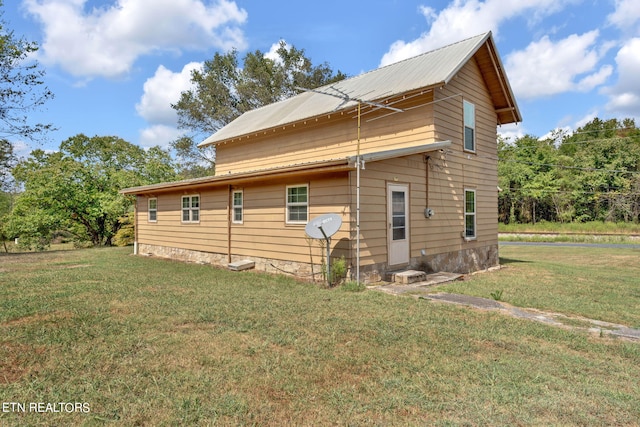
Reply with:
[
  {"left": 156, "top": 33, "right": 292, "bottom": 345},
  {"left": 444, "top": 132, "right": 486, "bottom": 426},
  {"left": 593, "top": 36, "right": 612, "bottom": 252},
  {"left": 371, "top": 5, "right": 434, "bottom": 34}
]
[{"left": 200, "top": 33, "right": 492, "bottom": 147}]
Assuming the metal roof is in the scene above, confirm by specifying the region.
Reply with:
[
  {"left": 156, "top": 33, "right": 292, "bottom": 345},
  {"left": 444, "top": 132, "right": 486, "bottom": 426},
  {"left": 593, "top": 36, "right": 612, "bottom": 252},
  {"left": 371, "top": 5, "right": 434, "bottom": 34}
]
[{"left": 199, "top": 32, "right": 520, "bottom": 148}]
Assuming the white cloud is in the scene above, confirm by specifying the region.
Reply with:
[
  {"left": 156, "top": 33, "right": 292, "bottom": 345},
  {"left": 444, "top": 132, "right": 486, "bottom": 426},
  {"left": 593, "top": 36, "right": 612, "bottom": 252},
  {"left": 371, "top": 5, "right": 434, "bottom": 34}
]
[
  {"left": 264, "top": 40, "right": 285, "bottom": 62},
  {"left": 498, "top": 122, "right": 526, "bottom": 142},
  {"left": 136, "top": 62, "right": 202, "bottom": 148},
  {"left": 136, "top": 62, "right": 202, "bottom": 125},
  {"left": 505, "top": 31, "right": 612, "bottom": 99},
  {"left": 139, "top": 124, "right": 184, "bottom": 150},
  {"left": 574, "top": 111, "right": 599, "bottom": 129},
  {"left": 24, "top": 0, "right": 247, "bottom": 79},
  {"left": 538, "top": 127, "right": 572, "bottom": 146},
  {"left": 12, "top": 140, "right": 34, "bottom": 160},
  {"left": 607, "top": 0, "right": 640, "bottom": 34},
  {"left": 380, "top": 0, "right": 578, "bottom": 66},
  {"left": 378, "top": 1, "right": 612, "bottom": 102},
  {"left": 538, "top": 112, "right": 599, "bottom": 140},
  {"left": 603, "top": 38, "right": 640, "bottom": 116}
]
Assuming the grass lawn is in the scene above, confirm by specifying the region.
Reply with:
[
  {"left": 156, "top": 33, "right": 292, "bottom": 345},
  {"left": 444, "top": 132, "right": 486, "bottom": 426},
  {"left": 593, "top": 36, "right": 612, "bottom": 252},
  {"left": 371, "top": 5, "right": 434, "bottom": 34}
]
[
  {"left": 498, "top": 220, "right": 640, "bottom": 234},
  {"left": 498, "top": 221, "right": 640, "bottom": 244},
  {"left": 1, "top": 246, "right": 639, "bottom": 425},
  {"left": 436, "top": 245, "right": 640, "bottom": 328}
]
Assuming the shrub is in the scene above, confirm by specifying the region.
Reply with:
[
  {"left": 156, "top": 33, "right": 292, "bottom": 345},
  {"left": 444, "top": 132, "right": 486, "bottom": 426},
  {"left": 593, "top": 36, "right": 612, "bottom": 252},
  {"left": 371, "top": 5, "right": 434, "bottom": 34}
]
[
  {"left": 113, "top": 214, "right": 135, "bottom": 247},
  {"left": 340, "top": 281, "right": 366, "bottom": 292}
]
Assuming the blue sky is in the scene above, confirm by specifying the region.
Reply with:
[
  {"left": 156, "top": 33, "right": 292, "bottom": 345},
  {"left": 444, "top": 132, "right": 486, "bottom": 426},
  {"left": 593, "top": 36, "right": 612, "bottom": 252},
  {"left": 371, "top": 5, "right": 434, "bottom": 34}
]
[{"left": 6, "top": 0, "right": 640, "bottom": 158}]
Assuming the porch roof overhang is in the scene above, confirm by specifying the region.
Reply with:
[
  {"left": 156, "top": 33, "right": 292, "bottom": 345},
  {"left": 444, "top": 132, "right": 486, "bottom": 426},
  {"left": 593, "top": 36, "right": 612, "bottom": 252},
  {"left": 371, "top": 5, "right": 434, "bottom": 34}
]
[
  {"left": 120, "top": 141, "right": 451, "bottom": 196},
  {"left": 351, "top": 140, "right": 451, "bottom": 164},
  {"left": 120, "top": 159, "right": 352, "bottom": 196}
]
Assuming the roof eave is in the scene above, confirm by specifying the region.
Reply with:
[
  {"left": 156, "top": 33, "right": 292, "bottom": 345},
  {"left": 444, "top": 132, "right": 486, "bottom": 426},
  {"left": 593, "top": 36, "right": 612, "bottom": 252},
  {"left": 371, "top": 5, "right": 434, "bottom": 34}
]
[
  {"left": 120, "top": 159, "right": 353, "bottom": 196},
  {"left": 121, "top": 142, "right": 453, "bottom": 196},
  {"left": 484, "top": 34, "right": 522, "bottom": 124},
  {"left": 198, "top": 85, "right": 444, "bottom": 149}
]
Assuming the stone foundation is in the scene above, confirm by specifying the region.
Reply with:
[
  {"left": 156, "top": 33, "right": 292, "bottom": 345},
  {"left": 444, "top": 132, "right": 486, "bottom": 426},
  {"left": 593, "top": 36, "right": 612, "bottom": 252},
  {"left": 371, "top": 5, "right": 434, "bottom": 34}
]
[
  {"left": 137, "top": 243, "right": 499, "bottom": 284},
  {"left": 418, "top": 244, "right": 499, "bottom": 274},
  {"left": 362, "top": 244, "right": 499, "bottom": 284},
  {"left": 137, "top": 243, "right": 325, "bottom": 281}
]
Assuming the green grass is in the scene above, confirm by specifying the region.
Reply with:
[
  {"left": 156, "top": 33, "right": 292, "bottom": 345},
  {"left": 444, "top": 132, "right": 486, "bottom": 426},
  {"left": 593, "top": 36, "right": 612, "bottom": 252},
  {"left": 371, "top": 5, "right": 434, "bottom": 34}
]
[
  {"left": 498, "top": 221, "right": 640, "bottom": 244},
  {"left": 1, "top": 241, "right": 77, "bottom": 254},
  {"left": 499, "top": 220, "right": 640, "bottom": 234},
  {"left": 1, "top": 247, "right": 639, "bottom": 425},
  {"left": 437, "top": 245, "right": 640, "bottom": 328},
  {"left": 498, "top": 233, "right": 639, "bottom": 244}
]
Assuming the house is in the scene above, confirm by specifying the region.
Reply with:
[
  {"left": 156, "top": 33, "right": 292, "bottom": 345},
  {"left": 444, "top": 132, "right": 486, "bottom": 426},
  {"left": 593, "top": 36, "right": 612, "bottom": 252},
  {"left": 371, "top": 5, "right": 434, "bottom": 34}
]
[{"left": 121, "top": 32, "right": 521, "bottom": 283}]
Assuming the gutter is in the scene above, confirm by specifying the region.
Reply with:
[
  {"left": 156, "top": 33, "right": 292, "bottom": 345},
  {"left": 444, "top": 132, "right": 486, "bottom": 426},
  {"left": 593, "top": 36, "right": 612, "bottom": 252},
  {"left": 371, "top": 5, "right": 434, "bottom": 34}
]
[
  {"left": 121, "top": 141, "right": 452, "bottom": 196},
  {"left": 120, "top": 159, "right": 353, "bottom": 196},
  {"left": 348, "top": 140, "right": 451, "bottom": 166}
]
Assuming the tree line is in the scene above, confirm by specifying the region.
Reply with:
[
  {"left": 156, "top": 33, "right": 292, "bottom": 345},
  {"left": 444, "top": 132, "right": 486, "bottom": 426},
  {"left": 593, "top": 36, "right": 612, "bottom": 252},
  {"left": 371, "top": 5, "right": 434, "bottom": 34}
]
[
  {"left": 499, "top": 118, "right": 640, "bottom": 224},
  {"left": 2, "top": 0, "right": 639, "bottom": 251},
  {"left": 0, "top": 0, "right": 345, "bottom": 250}
]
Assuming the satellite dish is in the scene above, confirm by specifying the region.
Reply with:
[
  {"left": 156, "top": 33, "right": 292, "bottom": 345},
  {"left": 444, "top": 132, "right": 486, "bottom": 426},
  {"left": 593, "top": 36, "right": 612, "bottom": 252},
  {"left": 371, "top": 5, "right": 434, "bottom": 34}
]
[
  {"left": 305, "top": 213, "right": 343, "bottom": 286},
  {"left": 305, "top": 213, "right": 342, "bottom": 239}
]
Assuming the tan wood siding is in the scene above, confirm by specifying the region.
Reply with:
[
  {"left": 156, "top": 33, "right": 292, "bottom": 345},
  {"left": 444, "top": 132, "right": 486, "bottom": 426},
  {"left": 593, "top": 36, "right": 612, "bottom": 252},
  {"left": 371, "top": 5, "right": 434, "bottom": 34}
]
[
  {"left": 431, "top": 57, "right": 499, "bottom": 252},
  {"left": 137, "top": 190, "right": 228, "bottom": 254},
  {"left": 352, "top": 155, "right": 427, "bottom": 267},
  {"left": 215, "top": 92, "right": 436, "bottom": 174},
  {"left": 135, "top": 51, "right": 502, "bottom": 274},
  {"left": 350, "top": 58, "right": 499, "bottom": 268},
  {"left": 137, "top": 175, "right": 351, "bottom": 265}
]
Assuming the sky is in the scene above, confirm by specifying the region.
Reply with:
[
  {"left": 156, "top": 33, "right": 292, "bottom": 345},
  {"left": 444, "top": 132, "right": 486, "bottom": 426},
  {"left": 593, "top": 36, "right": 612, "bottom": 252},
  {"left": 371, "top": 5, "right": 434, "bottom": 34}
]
[{"left": 5, "top": 0, "right": 640, "bottom": 159}]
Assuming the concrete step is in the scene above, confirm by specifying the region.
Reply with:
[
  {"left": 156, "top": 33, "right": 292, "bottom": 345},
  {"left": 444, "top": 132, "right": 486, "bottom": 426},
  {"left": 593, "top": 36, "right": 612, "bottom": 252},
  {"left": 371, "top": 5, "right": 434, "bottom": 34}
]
[
  {"left": 389, "top": 269, "right": 428, "bottom": 284},
  {"left": 228, "top": 259, "right": 255, "bottom": 271}
]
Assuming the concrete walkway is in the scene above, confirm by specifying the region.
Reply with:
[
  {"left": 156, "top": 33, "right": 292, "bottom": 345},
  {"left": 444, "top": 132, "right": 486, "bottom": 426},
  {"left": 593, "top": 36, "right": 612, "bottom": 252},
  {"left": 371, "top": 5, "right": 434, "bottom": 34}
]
[{"left": 370, "top": 273, "right": 640, "bottom": 342}]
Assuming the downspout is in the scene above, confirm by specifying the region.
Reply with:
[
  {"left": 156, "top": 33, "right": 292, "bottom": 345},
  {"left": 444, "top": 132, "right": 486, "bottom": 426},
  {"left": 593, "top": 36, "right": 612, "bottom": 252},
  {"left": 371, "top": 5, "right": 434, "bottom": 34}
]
[
  {"left": 424, "top": 155, "right": 430, "bottom": 209},
  {"left": 227, "top": 185, "right": 232, "bottom": 263},
  {"left": 133, "top": 196, "right": 138, "bottom": 255},
  {"left": 356, "top": 102, "right": 361, "bottom": 284}
]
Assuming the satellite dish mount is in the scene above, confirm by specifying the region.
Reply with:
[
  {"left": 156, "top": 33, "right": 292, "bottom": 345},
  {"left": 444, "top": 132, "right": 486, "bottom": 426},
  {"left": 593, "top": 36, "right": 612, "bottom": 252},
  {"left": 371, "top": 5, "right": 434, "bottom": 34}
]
[{"left": 305, "top": 213, "right": 342, "bottom": 285}]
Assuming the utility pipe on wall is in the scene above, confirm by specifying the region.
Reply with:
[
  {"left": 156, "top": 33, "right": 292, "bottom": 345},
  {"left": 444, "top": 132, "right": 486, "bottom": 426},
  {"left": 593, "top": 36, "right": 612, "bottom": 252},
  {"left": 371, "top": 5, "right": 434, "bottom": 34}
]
[
  {"left": 356, "top": 102, "right": 361, "bottom": 284},
  {"left": 227, "top": 185, "right": 232, "bottom": 263}
]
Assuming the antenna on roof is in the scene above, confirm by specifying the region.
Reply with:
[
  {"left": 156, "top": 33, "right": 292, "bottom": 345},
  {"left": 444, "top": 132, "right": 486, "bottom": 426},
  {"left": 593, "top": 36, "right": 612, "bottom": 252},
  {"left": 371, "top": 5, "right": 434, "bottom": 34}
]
[
  {"left": 295, "top": 86, "right": 404, "bottom": 113},
  {"left": 295, "top": 86, "right": 405, "bottom": 284}
]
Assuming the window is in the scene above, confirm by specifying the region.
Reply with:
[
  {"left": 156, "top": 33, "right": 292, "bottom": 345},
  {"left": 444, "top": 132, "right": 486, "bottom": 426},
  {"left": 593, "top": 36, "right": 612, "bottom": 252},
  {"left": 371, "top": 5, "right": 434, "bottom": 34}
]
[
  {"left": 464, "top": 189, "right": 476, "bottom": 239},
  {"left": 181, "top": 195, "right": 200, "bottom": 223},
  {"left": 232, "top": 190, "right": 243, "bottom": 224},
  {"left": 463, "top": 100, "right": 475, "bottom": 152},
  {"left": 286, "top": 185, "right": 308, "bottom": 224},
  {"left": 148, "top": 198, "right": 157, "bottom": 222},
  {"left": 391, "top": 190, "right": 406, "bottom": 241}
]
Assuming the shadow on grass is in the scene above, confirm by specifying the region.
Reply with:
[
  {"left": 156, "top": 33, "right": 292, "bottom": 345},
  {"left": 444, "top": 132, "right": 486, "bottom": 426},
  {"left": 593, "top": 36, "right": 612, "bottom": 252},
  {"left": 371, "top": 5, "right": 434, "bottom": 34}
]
[
  {"left": 499, "top": 257, "right": 530, "bottom": 265},
  {"left": 0, "top": 249, "right": 76, "bottom": 258}
]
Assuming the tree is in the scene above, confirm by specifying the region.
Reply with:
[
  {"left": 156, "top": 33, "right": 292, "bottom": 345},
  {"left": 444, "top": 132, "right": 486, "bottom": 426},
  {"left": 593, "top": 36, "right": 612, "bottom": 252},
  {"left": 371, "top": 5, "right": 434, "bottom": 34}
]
[
  {"left": 0, "top": 138, "right": 14, "bottom": 189},
  {"left": 498, "top": 135, "right": 565, "bottom": 223},
  {"left": 171, "top": 42, "right": 346, "bottom": 176},
  {"left": 559, "top": 118, "right": 640, "bottom": 222},
  {"left": 0, "top": 138, "right": 17, "bottom": 251},
  {"left": 0, "top": 0, "right": 54, "bottom": 241},
  {"left": 498, "top": 117, "right": 640, "bottom": 224},
  {"left": 0, "top": 1, "right": 54, "bottom": 144},
  {"left": 7, "top": 135, "right": 178, "bottom": 248}
]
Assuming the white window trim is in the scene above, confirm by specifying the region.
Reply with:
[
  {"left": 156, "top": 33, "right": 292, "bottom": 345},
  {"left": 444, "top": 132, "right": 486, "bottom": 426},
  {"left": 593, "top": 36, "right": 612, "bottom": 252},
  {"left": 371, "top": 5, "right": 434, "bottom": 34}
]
[
  {"left": 148, "top": 198, "right": 158, "bottom": 223},
  {"left": 463, "top": 100, "right": 476, "bottom": 153},
  {"left": 181, "top": 195, "right": 200, "bottom": 224},
  {"left": 232, "top": 190, "right": 243, "bottom": 224},
  {"left": 464, "top": 189, "right": 476, "bottom": 240},
  {"left": 286, "top": 184, "right": 309, "bottom": 224}
]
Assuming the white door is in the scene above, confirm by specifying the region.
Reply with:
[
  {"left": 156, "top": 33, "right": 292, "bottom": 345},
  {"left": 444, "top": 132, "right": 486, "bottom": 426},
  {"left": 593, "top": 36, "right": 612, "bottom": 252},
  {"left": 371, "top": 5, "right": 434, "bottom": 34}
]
[{"left": 387, "top": 184, "right": 410, "bottom": 266}]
